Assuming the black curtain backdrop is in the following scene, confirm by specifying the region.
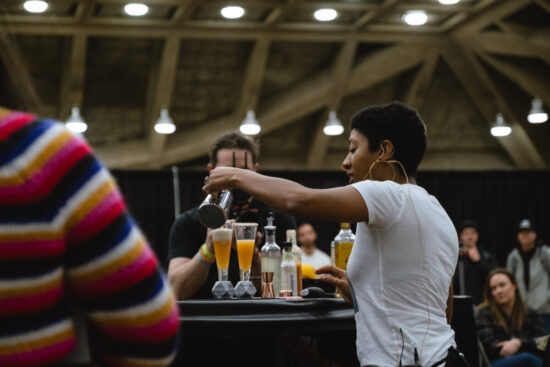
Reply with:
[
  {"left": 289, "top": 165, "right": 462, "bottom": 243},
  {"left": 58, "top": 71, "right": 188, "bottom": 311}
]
[{"left": 111, "top": 169, "right": 550, "bottom": 268}]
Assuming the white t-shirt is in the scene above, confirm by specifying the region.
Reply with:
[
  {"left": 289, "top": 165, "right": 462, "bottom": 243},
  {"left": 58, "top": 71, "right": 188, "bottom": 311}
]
[
  {"left": 302, "top": 248, "right": 332, "bottom": 269},
  {"left": 349, "top": 180, "right": 457, "bottom": 367}
]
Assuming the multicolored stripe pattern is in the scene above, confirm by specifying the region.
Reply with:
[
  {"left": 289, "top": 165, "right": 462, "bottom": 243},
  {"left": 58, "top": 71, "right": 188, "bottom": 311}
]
[{"left": 0, "top": 108, "right": 180, "bottom": 367}]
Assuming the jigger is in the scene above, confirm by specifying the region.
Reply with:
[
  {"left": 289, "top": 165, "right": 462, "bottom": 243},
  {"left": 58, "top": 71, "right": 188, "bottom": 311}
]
[
  {"left": 198, "top": 177, "right": 233, "bottom": 228},
  {"left": 261, "top": 272, "right": 275, "bottom": 298}
]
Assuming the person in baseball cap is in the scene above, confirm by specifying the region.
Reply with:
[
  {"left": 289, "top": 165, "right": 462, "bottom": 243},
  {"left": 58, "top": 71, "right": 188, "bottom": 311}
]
[{"left": 507, "top": 218, "right": 550, "bottom": 334}]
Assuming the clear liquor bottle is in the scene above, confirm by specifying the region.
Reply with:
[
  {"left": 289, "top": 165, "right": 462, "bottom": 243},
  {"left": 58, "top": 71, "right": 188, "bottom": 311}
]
[
  {"left": 280, "top": 243, "right": 298, "bottom": 297},
  {"left": 260, "top": 218, "right": 281, "bottom": 296},
  {"left": 286, "top": 229, "right": 302, "bottom": 294}
]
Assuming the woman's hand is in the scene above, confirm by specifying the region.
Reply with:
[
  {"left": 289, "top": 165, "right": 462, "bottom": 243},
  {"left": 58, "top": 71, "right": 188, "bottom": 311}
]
[
  {"left": 203, "top": 167, "right": 243, "bottom": 193},
  {"left": 496, "top": 338, "right": 521, "bottom": 357},
  {"left": 316, "top": 265, "right": 352, "bottom": 303}
]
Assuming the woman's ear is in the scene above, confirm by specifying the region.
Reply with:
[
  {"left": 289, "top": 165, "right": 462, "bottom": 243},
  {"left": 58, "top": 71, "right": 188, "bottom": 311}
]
[{"left": 379, "top": 140, "right": 394, "bottom": 160}]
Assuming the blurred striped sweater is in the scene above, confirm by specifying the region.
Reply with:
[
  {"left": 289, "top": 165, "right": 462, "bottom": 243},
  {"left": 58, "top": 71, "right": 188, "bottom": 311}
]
[{"left": 0, "top": 108, "right": 180, "bottom": 367}]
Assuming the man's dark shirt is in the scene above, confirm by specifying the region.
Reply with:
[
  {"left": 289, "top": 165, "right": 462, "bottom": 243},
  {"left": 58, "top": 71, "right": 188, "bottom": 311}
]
[
  {"left": 454, "top": 246, "right": 498, "bottom": 305},
  {"left": 168, "top": 199, "right": 296, "bottom": 299}
]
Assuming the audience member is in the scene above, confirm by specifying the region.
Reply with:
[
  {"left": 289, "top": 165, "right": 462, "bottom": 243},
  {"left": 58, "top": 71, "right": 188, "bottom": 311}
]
[
  {"left": 454, "top": 219, "right": 498, "bottom": 305},
  {"left": 507, "top": 219, "right": 550, "bottom": 334},
  {"left": 0, "top": 108, "right": 179, "bottom": 366},
  {"left": 297, "top": 222, "right": 331, "bottom": 269},
  {"left": 476, "top": 268, "right": 543, "bottom": 367},
  {"left": 167, "top": 131, "right": 295, "bottom": 299}
]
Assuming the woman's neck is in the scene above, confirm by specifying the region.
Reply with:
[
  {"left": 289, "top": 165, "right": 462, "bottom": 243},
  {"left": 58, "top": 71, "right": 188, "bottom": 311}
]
[{"left": 501, "top": 300, "right": 514, "bottom": 316}]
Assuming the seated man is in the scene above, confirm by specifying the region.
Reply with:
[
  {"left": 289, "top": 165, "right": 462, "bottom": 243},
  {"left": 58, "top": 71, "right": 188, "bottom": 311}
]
[
  {"left": 297, "top": 222, "right": 331, "bottom": 270},
  {"left": 167, "top": 131, "right": 295, "bottom": 299}
]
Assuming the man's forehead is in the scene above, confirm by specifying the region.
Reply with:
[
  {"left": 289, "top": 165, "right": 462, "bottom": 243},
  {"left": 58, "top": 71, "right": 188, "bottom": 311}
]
[{"left": 216, "top": 148, "right": 254, "bottom": 166}]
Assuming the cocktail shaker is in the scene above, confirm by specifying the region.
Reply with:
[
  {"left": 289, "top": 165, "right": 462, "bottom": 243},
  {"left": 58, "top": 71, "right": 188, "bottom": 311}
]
[{"left": 198, "top": 190, "right": 233, "bottom": 228}]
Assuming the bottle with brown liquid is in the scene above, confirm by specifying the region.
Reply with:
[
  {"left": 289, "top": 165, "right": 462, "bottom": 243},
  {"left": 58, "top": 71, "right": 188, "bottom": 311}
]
[{"left": 333, "top": 223, "right": 355, "bottom": 270}]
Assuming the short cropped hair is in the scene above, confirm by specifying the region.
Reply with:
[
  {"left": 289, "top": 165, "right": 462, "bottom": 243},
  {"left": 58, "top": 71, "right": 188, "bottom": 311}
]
[
  {"left": 350, "top": 101, "right": 427, "bottom": 178},
  {"left": 209, "top": 131, "right": 260, "bottom": 167}
]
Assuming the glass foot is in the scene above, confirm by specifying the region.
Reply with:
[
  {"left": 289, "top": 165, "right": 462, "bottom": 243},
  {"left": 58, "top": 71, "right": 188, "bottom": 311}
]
[
  {"left": 212, "top": 280, "right": 235, "bottom": 299},
  {"left": 234, "top": 280, "right": 256, "bottom": 298}
]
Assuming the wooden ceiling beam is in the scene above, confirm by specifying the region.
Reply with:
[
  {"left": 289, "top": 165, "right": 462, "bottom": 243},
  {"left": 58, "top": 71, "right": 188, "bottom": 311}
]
[
  {"left": 453, "top": 0, "right": 534, "bottom": 34},
  {"left": 307, "top": 39, "right": 357, "bottom": 169},
  {"left": 58, "top": 33, "right": 87, "bottom": 121},
  {"left": 263, "top": 0, "right": 303, "bottom": 28},
  {"left": 95, "top": 139, "right": 151, "bottom": 168},
  {"left": 440, "top": 39, "right": 546, "bottom": 168},
  {"left": 156, "top": 42, "right": 429, "bottom": 166},
  {"left": 172, "top": 0, "right": 203, "bottom": 26},
  {"left": 355, "top": 0, "right": 401, "bottom": 30},
  {"left": 477, "top": 52, "right": 550, "bottom": 116},
  {"left": 404, "top": 50, "right": 439, "bottom": 111},
  {"left": 75, "top": 0, "right": 97, "bottom": 23},
  {"left": 465, "top": 31, "right": 550, "bottom": 63},
  {"left": 0, "top": 33, "right": 41, "bottom": 112},
  {"left": 533, "top": 0, "right": 550, "bottom": 14},
  {"left": 438, "top": 0, "right": 498, "bottom": 32},
  {"left": 0, "top": 19, "right": 437, "bottom": 43},
  {"left": 147, "top": 36, "right": 181, "bottom": 167},
  {"left": 236, "top": 37, "right": 271, "bottom": 119}
]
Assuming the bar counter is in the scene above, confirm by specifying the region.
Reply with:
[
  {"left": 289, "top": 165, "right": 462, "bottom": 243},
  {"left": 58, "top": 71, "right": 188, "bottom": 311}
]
[
  {"left": 173, "top": 297, "right": 360, "bottom": 366},
  {"left": 178, "top": 297, "right": 355, "bottom": 336}
]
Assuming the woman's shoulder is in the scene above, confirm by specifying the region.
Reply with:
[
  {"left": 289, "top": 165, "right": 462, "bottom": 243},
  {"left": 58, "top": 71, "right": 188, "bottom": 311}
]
[{"left": 475, "top": 305, "right": 494, "bottom": 318}]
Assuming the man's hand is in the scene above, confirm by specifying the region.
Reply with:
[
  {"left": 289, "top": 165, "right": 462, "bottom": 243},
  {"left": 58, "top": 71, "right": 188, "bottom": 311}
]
[
  {"left": 467, "top": 246, "right": 481, "bottom": 262},
  {"left": 316, "top": 265, "right": 352, "bottom": 303},
  {"left": 496, "top": 338, "right": 521, "bottom": 357}
]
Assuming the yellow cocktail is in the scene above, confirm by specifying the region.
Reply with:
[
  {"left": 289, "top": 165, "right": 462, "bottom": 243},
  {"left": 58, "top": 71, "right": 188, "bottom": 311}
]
[
  {"left": 234, "top": 223, "right": 258, "bottom": 282},
  {"left": 237, "top": 239, "right": 255, "bottom": 271},
  {"left": 212, "top": 228, "right": 232, "bottom": 281}
]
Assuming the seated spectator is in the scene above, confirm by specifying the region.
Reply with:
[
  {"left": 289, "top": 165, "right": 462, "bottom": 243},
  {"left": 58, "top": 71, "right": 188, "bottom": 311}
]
[
  {"left": 476, "top": 268, "right": 543, "bottom": 367},
  {"left": 454, "top": 219, "right": 498, "bottom": 305},
  {"left": 507, "top": 219, "right": 550, "bottom": 334},
  {"left": 297, "top": 222, "right": 331, "bottom": 269},
  {"left": 0, "top": 108, "right": 180, "bottom": 366}
]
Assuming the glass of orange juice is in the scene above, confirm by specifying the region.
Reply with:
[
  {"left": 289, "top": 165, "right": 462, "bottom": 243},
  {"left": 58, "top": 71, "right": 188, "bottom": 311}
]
[
  {"left": 234, "top": 222, "right": 257, "bottom": 282},
  {"left": 211, "top": 220, "right": 235, "bottom": 299},
  {"left": 212, "top": 221, "right": 233, "bottom": 281}
]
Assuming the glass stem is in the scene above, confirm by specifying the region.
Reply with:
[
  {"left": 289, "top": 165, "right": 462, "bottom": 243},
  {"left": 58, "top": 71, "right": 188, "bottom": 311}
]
[
  {"left": 218, "top": 268, "right": 228, "bottom": 282},
  {"left": 241, "top": 269, "right": 250, "bottom": 282}
]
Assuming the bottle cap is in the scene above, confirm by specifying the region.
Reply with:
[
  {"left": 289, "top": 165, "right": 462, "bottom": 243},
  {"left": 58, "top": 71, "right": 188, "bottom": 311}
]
[{"left": 341, "top": 222, "right": 351, "bottom": 229}]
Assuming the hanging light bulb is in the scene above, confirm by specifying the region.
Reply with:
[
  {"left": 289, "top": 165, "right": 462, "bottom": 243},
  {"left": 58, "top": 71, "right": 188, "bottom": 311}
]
[
  {"left": 490, "top": 113, "right": 511, "bottom": 137},
  {"left": 23, "top": 0, "right": 48, "bottom": 13},
  {"left": 240, "top": 110, "right": 261, "bottom": 135},
  {"left": 154, "top": 108, "right": 176, "bottom": 134},
  {"left": 527, "top": 98, "right": 548, "bottom": 124},
  {"left": 323, "top": 111, "right": 344, "bottom": 136},
  {"left": 402, "top": 10, "right": 428, "bottom": 26},
  {"left": 314, "top": 8, "right": 338, "bottom": 22},
  {"left": 65, "top": 107, "right": 87, "bottom": 134},
  {"left": 124, "top": 3, "right": 149, "bottom": 16}
]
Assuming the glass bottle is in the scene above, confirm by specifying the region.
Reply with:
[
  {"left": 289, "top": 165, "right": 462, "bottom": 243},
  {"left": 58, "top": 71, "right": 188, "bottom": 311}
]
[
  {"left": 280, "top": 243, "right": 298, "bottom": 297},
  {"left": 260, "top": 217, "right": 281, "bottom": 297},
  {"left": 330, "top": 240, "right": 335, "bottom": 265},
  {"left": 333, "top": 223, "right": 355, "bottom": 270},
  {"left": 286, "top": 229, "right": 302, "bottom": 294}
]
